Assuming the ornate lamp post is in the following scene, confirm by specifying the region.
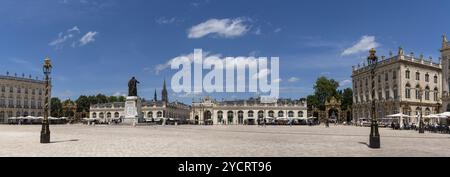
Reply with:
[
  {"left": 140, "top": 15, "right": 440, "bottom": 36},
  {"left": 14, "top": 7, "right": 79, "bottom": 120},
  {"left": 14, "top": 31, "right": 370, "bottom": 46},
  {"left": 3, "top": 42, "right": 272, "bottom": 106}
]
[
  {"left": 40, "top": 57, "right": 52, "bottom": 144},
  {"left": 418, "top": 88, "right": 425, "bottom": 134},
  {"left": 368, "top": 48, "right": 381, "bottom": 149}
]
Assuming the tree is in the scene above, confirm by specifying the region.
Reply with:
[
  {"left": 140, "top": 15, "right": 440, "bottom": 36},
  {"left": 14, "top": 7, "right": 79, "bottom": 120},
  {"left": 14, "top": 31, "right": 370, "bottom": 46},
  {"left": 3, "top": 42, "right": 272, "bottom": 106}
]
[
  {"left": 341, "top": 88, "right": 353, "bottom": 109},
  {"left": 50, "top": 97, "right": 62, "bottom": 117},
  {"left": 76, "top": 95, "right": 90, "bottom": 113},
  {"left": 95, "top": 94, "right": 108, "bottom": 104},
  {"left": 313, "top": 76, "right": 340, "bottom": 109},
  {"left": 307, "top": 95, "right": 320, "bottom": 109},
  {"left": 117, "top": 96, "right": 126, "bottom": 102}
]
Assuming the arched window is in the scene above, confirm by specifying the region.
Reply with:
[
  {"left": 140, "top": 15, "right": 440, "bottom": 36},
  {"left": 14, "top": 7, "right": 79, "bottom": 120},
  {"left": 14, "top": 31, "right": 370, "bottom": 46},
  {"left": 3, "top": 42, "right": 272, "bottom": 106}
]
[
  {"left": 268, "top": 111, "right": 274, "bottom": 118},
  {"left": 425, "top": 86, "right": 430, "bottom": 100},
  {"left": 147, "top": 112, "right": 152, "bottom": 118},
  {"left": 238, "top": 111, "right": 244, "bottom": 124},
  {"left": 93, "top": 113, "right": 97, "bottom": 118},
  {"left": 288, "top": 111, "right": 294, "bottom": 118},
  {"left": 157, "top": 111, "right": 163, "bottom": 117},
  {"left": 107, "top": 112, "right": 112, "bottom": 118},
  {"left": 278, "top": 111, "right": 284, "bottom": 117},
  {"left": 405, "top": 84, "right": 411, "bottom": 99},
  {"left": 227, "top": 111, "right": 234, "bottom": 124},
  {"left": 99, "top": 112, "right": 104, "bottom": 118},
  {"left": 416, "top": 72, "right": 420, "bottom": 80},
  {"left": 415, "top": 107, "right": 421, "bottom": 116},
  {"left": 415, "top": 85, "right": 421, "bottom": 99},
  {"left": 258, "top": 111, "right": 264, "bottom": 119},
  {"left": 425, "top": 108, "right": 431, "bottom": 116},
  {"left": 31, "top": 112, "right": 35, "bottom": 117},
  {"left": 16, "top": 111, "right": 21, "bottom": 117},
  {"left": 434, "top": 75, "right": 438, "bottom": 84},
  {"left": 248, "top": 111, "right": 254, "bottom": 118},
  {"left": 298, "top": 111, "right": 304, "bottom": 118},
  {"left": 434, "top": 88, "right": 439, "bottom": 101},
  {"left": 405, "top": 70, "right": 410, "bottom": 79},
  {"left": 425, "top": 73, "right": 430, "bottom": 82}
]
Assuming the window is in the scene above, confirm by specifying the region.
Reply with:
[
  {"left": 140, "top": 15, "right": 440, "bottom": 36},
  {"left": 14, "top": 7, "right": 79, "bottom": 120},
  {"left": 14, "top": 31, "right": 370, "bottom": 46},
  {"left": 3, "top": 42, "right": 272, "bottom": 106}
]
[
  {"left": 434, "top": 88, "right": 439, "bottom": 101},
  {"left": 17, "top": 87, "right": 21, "bottom": 93},
  {"left": 406, "top": 70, "right": 410, "bottom": 79},
  {"left": 415, "top": 86, "right": 421, "bottom": 99},
  {"left": 288, "top": 111, "right": 294, "bottom": 118},
  {"left": 378, "top": 90, "right": 383, "bottom": 100},
  {"left": 425, "top": 74, "right": 430, "bottom": 82},
  {"left": 405, "top": 84, "right": 411, "bottom": 99},
  {"left": 9, "top": 87, "right": 13, "bottom": 93},
  {"left": 385, "top": 73, "right": 389, "bottom": 81},
  {"left": 378, "top": 75, "right": 381, "bottom": 83},
  {"left": 248, "top": 111, "right": 254, "bottom": 118},
  {"left": 157, "top": 111, "right": 163, "bottom": 118},
  {"left": 92, "top": 113, "right": 97, "bottom": 118},
  {"left": 434, "top": 75, "right": 438, "bottom": 84},
  {"left": 115, "top": 112, "right": 120, "bottom": 118},
  {"left": 107, "top": 112, "right": 111, "bottom": 118},
  {"left": 298, "top": 111, "right": 304, "bottom": 118},
  {"left": 416, "top": 72, "right": 420, "bottom": 81},
  {"left": 1, "top": 86, "right": 4, "bottom": 92},
  {"left": 278, "top": 111, "right": 284, "bottom": 117},
  {"left": 393, "top": 71, "right": 397, "bottom": 80},
  {"left": 385, "top": 89, "right": 390, "bottom": 99},
  {"left": 268, "top": 111, "right": 274, "bottom": 117},
  {"left": 425, "top": 87, "right": 430, "bottom": 100},
  {"left": 393, "top": 88, "right": 398, "bottom": 99}
]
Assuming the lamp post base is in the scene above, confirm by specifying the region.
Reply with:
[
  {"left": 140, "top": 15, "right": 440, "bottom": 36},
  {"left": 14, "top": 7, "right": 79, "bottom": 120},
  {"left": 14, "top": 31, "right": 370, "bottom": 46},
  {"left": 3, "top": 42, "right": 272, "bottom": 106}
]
[
  {"left": 419, "top": 121, "right": 425, "bottom": 134},
  {"left": 40, "top": 124, "right": 51, "bottom": 144},
  {"left": 369, "top": 122, "right": 380, "bottom": 149}
]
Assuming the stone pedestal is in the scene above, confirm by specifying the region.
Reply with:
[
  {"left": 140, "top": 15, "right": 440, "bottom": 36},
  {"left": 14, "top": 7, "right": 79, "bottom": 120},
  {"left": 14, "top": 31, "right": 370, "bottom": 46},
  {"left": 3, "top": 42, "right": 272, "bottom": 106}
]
[{"left": 123, "top": 96, "right": 143, "bottom": 125}]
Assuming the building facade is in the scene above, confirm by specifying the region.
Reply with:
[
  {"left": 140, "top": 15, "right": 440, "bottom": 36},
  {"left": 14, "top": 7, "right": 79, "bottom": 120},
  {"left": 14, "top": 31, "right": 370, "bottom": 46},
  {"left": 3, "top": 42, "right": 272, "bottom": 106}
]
[
  {"left": 89, "top": 81, "right": 191, "bottom": 123},
  {"left": 439, "top": 34, "right": 450, "bottom": 111},
  {"left": 352, "top": 44, "right": 443, "bottom": 124},
  {"left": 0, "top": 73, "right": 47, "bottom": 123},
  {"left": 191, "top": 97, "right": 308, "bottom": 125}
]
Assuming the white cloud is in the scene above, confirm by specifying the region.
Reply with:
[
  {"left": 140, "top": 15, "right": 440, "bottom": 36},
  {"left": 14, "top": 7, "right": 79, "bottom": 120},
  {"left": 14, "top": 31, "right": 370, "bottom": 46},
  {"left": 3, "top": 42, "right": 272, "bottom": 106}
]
[
  {"left": 113, "top": 92, "right": 126, "bottom": 97},
  {"left": 341, "top": 35, "right": 380, "bottom": 56},
  {"left": 252, "top": 69, "right": 270, "bottom": 80},
  {"left": 288, "top": 77, "right": 300, "bottom": 83},
  {"left": 79, "top": 31, "right": 98, "bottom": 46},
  {"left": 274, "top": 28, "right": 282, "bottom": 33},
  {"left": 156, "top": 17, "right": 177, "bottom": 25},
  {"left": 339, "top": 79, "right": 352, "bottom": 87},
  {"left": 188, "top": 18, "right": 250, "bottom": 39},
  {"left": 67, "top": 26, "right": 80, "bottom": 33},
  {"left": 49, "top": 32, "right": 74, "bottom": 48},
  {"left": 155, "top": 51, "right": 261, "bottom": 75}
]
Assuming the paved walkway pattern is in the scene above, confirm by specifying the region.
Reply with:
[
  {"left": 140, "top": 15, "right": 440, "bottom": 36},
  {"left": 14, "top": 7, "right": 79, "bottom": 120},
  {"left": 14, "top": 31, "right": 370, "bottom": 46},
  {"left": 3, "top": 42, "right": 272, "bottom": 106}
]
[{"left": 0, "top": 125, "right": 449, "bottom": 157}]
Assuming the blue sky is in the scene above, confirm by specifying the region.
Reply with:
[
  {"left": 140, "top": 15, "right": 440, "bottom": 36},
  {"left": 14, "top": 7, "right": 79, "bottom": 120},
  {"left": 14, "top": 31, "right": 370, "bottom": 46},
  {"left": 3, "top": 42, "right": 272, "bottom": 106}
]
[{"left": 1, "top": 0, "right": 449, "bottom": 104}]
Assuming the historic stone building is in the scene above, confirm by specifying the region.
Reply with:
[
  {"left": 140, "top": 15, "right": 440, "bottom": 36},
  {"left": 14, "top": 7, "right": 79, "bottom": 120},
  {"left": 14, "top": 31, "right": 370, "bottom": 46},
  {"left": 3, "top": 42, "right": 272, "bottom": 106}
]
[
  {"left": 352, "top": 38, "right": 445, "bottom": 124},
  {"left": 0, "top": 73, "right": 47, "bottom": 123},
  {"left": 191, "top": 97, "right": 307, "bottom": 125},
  {"left": 439, "top": 34, "right": 450, "bottom": 111},
  {"left": 89, "top": 81, "right": 190, "bottom": 124}
]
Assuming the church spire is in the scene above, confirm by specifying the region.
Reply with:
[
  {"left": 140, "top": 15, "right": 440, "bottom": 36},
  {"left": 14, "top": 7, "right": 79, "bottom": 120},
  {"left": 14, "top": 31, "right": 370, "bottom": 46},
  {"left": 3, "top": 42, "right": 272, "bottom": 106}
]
[
  {"left": 162, "top": 79, "right": 168, "bottom": 103},
  {"left": 153, "top": 89, "right": 157, "bottom": 102}
]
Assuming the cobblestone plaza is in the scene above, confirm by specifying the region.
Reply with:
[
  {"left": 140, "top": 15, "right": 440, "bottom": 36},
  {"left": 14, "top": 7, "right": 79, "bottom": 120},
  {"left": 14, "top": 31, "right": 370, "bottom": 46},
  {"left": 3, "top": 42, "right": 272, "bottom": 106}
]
[{"left": 0, "top": 125, "right": 449, "bottom": 157}]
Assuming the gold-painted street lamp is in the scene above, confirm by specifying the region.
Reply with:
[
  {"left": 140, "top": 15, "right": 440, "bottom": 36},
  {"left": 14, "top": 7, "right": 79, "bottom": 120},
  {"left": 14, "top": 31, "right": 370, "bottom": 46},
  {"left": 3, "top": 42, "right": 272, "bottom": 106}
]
[
  {"left": 367, "top": 48, "right": 381, "bottom": 149},
  {"left": 40, "top": 57, "right": 52, "bottom": 144}
]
